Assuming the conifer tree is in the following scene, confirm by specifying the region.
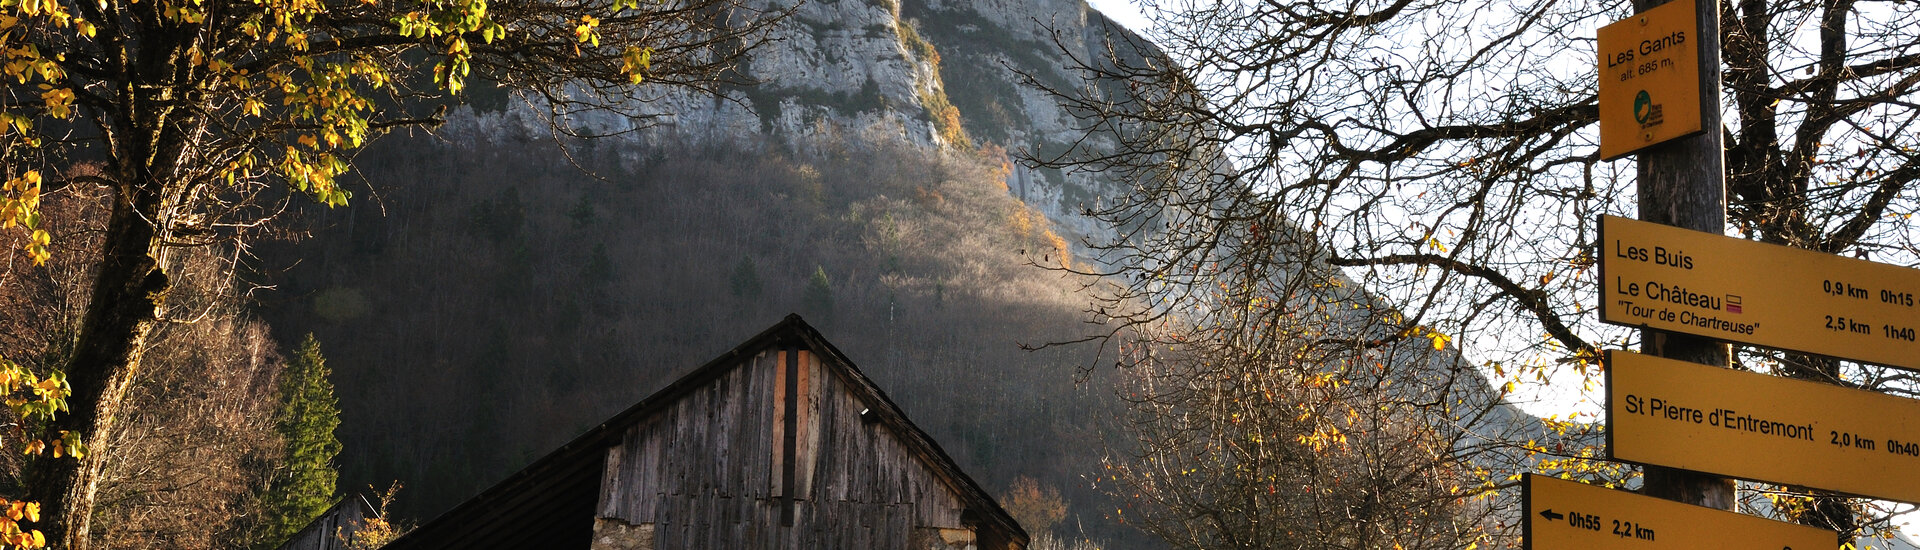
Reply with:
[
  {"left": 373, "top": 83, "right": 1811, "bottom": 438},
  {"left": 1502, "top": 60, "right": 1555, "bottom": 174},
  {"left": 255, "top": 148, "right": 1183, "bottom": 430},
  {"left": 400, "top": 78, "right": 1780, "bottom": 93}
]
[
  {"left": 255, "top": 334, "right": 343, "bottom": 549},
  {"left": 730, "top": 257, "right": 764, "bottom": 301},
  {"left": 803, "top": 266, "right": 834, "bottom": 321}
]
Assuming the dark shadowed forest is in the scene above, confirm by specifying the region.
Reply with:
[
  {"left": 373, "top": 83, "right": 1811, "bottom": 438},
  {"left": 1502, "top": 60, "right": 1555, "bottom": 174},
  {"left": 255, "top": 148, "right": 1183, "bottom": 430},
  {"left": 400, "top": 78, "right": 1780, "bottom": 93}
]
[{"left": 252, "top": 124, "right": 1140, "bottom": 546}]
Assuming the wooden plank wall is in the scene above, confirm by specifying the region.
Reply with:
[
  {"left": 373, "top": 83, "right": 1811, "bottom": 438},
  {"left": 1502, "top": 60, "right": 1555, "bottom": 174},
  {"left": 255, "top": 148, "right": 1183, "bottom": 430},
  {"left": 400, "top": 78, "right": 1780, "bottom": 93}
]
[
  {"left": 274, "top": 498, "right": 367, "bottom": 550},
  {"left": 596, "top": 350, "right": 974, "bottom": 548}
]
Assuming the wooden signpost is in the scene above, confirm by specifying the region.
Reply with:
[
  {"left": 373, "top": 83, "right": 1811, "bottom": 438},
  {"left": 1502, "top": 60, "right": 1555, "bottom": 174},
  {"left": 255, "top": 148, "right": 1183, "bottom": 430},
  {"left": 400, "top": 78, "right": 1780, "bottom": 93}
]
[
  {"left": 1608, "top": 350, "right": 1920, "bottom": 504},
  {"left": 1599, "top": 215, "right": 1920, "bottom": 371},
  {"left": 1524, "top": 474, "right": 1836, "bottom": 550},
  {"left": 1531, "top": 0, "right": 1911, "bottom": 546}
]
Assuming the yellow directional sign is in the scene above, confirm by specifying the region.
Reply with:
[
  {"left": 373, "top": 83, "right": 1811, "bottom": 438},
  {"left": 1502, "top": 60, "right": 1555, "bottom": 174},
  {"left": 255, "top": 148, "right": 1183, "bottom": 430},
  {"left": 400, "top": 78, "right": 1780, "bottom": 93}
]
[
  {"left": 1609, "top": 350, "right": 1920, "bottom": 504},
  {"left": 1599, "top": 215, "right": 1920, "bottom": 371},
  {"left": 1598, "top": 0, "right": 1704, "bottom": 160},
  {"left": 1525, "top": 474, "right": 1835, "bottom": 550}
]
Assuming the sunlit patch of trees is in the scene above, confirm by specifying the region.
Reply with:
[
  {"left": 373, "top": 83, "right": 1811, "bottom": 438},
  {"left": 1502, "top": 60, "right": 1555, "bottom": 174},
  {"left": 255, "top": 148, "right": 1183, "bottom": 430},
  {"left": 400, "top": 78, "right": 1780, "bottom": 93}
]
[{"left": 1, "top": 178, "right": 354, "bottom": 549}]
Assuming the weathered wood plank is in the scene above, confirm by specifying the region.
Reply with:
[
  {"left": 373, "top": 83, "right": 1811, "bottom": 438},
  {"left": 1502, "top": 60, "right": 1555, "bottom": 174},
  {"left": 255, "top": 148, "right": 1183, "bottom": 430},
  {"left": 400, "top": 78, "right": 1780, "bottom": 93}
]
[
  {"left": 752, "top": 352, "right": 771, "bottom": 498},
  {"left": 597, "top": 444, "right": 624, "bottom": 518},
  {"left": 769, "top": 350, "right": 787, "bottom": 498},
  {"left": 796, "top": 350, "right": 817, "bottom": 499},
  {"left": 714, "top": 368, "right": 733, "bottom": 496},
  {"left": 593, "top": 345, "right": 1000, "bottom": 548}
]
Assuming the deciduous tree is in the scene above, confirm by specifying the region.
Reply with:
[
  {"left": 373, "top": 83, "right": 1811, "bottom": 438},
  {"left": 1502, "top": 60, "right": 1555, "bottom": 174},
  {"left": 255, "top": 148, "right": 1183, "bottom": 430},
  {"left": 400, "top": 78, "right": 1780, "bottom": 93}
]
[
  {"left": 0, "top": 0, "right": 781, "bottom": 544},
  {"left": 1039, "top": 0, "right": 1920, "bottom": 543},
  {"left": 7, "top": 175, "right": 291, "bottom": 550},
  {"left": 999, "top": 476, "right": 1067, "bottom": 539}
]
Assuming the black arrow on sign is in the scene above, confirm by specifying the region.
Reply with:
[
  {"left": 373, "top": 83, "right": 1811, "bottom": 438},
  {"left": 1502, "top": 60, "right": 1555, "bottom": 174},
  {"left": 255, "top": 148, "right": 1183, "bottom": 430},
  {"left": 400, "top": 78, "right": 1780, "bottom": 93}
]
[{"left": 1539, "top": 509, "right": 1565, "bottom": 521}]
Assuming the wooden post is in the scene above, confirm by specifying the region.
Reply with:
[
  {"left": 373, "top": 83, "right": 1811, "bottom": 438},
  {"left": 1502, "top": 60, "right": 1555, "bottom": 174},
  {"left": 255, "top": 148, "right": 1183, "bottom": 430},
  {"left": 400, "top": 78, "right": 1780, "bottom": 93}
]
[{"left": 1631, "top": 0, "right": 1734, "bottom": 510}]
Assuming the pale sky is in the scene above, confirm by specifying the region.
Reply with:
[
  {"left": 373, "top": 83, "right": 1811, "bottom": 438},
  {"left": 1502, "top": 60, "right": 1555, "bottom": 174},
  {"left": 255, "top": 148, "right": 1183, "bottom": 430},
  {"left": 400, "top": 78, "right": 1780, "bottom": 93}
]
[
  {"left": 1084, "top": 0, "right": 1152, "bottom": 32},
  {"left": 1062, "top": 1, "right": 1920, "bottom": 545}
]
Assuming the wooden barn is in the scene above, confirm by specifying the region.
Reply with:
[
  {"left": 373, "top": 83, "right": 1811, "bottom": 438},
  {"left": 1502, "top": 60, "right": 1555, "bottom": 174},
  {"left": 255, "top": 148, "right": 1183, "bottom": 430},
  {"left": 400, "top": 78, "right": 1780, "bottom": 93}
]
[
  {"left": 274, "top": 497, "right": 372, "bottom": 550},
  {"left": 381, "top": 315, "right": 1029, "bottom": 550}
]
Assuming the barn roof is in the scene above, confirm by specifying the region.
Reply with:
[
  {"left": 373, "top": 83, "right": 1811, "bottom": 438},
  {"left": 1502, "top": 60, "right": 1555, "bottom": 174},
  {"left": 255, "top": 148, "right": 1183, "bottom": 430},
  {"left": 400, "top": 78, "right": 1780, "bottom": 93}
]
[{"left": 382, "top": 314, "right": 1029, "bottom": 549}]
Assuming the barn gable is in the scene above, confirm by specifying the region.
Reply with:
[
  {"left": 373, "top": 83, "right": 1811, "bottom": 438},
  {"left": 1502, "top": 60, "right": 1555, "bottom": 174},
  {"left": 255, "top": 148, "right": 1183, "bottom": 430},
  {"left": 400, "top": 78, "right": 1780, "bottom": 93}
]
[
  {"left": 273, "top": 497, "right": 373, "bottom": 550},
  {"left": 383, "top": 315, "right": 1028, "bottom": 550}
]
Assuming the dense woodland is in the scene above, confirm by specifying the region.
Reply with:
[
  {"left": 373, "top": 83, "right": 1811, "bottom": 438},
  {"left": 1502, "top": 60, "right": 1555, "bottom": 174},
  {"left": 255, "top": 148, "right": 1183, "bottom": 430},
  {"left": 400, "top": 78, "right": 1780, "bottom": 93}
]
[{"left": 249, "top": 121, "right": 1141, "bottom": 546}]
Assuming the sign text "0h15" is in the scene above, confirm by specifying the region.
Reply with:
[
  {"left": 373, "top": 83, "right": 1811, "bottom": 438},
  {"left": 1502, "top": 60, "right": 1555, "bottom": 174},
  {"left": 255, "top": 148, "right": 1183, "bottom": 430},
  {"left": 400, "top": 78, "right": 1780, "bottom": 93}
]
[{"left": 1598, "top": 215, "right": 1920, "bottom": 371}]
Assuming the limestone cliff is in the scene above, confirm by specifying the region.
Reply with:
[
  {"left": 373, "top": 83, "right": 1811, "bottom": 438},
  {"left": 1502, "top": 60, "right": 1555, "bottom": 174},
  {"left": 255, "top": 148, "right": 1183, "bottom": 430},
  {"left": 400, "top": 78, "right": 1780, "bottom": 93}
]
[{"left": 444, "top": 0, "right": 1146, "bottom": 243}]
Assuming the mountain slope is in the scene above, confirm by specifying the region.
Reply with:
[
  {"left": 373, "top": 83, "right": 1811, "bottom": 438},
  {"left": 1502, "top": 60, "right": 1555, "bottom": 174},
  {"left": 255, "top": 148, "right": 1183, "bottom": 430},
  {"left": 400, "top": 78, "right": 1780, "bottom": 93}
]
[
  {"left": 252, "top": 2, "right": 1194, "bottom": 547},
  {"left": 257, "top": 132, "right": 1140, "bottom": 543}
]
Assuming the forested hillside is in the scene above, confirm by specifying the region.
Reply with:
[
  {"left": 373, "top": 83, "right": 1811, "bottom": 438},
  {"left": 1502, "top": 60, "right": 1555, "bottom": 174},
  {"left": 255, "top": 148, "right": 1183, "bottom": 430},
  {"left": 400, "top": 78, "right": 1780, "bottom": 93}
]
[
  {"left": 242, "top": 1, "right": 1174, "bottom": 544},
  {"left": 254, "top": 127, "right": 1138, "bottom": 545},
  {"left": 0, "top": 0, "right": 1200, "bottom": 546}
]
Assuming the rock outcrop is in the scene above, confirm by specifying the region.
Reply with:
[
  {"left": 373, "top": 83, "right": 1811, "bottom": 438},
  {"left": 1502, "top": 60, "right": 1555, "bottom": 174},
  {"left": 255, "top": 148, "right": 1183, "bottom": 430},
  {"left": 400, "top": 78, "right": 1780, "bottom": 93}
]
[{"left": 444, "top": 0, "right": 1146, "bottom": 243}]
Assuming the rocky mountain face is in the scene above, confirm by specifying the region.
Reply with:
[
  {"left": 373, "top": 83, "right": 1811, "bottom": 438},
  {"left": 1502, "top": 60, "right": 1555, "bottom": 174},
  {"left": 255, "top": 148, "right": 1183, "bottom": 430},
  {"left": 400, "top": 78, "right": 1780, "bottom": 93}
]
[
  {"left": 447, "top": 0, "right": 1138, "bottom": 242},
  {"left": 254, "top": 0, "right": 1159, "bottom": 543},
  {"left": 324, "top": 4, "right": 1920, "bottom": 548}
]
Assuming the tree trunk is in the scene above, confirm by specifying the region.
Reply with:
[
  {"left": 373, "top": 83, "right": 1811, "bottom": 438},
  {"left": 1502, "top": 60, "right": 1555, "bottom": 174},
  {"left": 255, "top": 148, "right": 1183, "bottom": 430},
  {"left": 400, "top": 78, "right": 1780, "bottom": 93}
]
[
  {"left": 28, "top": 181, "right": 170, "bottom": 550},
  {"left": 1632, "top": 0, "right": 1737, "bottom": 513}
]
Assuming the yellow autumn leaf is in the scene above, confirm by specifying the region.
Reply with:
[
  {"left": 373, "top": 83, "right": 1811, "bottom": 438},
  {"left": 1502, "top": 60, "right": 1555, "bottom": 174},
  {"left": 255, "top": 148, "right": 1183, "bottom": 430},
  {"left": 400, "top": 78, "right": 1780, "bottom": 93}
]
[
  {"left": 575, "top": 15, "right": 599, "bottom": 46},
  {"left": 26, "top": 230, "right": 50, "bottom": 265},
  {"left": 38, "top": 88, "right": 72, "bottom": 119},
  {"left": 621, "top": 45, "right": 651, "bottom": 84}
]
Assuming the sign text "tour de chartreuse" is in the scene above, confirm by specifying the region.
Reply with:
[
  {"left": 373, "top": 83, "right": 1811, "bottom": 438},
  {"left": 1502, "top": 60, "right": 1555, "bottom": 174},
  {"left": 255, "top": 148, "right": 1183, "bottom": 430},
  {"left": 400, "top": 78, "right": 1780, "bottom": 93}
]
[{"left": 1599, "top": 215, "right": 1920, "bottom": 371}]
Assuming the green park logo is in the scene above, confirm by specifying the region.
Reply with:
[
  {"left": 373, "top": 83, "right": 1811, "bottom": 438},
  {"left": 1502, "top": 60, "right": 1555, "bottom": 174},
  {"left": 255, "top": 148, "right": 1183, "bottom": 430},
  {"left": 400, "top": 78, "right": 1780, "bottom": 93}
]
[{"left": 1633, "top": 90, "right": 1665, "bottom": 128}]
